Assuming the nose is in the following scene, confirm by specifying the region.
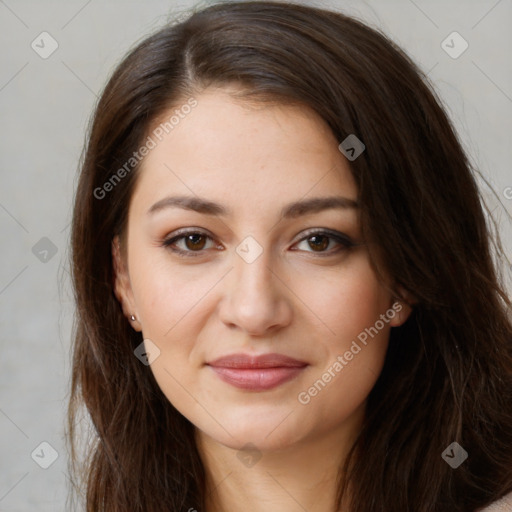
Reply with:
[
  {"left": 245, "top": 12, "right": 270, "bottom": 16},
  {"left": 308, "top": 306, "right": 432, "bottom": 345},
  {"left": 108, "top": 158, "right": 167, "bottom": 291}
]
[{"left": 218, "top": 245, "right": 293, "bottom": 337}]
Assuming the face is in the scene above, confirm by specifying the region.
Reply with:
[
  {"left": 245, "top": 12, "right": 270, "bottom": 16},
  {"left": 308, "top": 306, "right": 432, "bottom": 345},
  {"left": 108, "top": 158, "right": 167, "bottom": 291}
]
[{"left": 113, "top": 87, "right": 411, "bottom": 452}]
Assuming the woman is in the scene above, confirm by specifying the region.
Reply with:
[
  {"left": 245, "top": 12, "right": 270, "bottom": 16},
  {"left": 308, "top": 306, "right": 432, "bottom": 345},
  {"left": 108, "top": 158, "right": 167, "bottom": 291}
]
[{"left": 67, "top": 1, "right": 512, "bottom": 511}]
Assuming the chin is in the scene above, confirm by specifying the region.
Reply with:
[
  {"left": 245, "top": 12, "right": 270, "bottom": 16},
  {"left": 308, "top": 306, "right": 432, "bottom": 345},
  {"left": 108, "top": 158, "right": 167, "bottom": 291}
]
[
  {"left": 218, "top": 429, "right": 301, "bottom": 453},
  {"left": 197, "top": 407, "right": 309, "bottom": 451}
]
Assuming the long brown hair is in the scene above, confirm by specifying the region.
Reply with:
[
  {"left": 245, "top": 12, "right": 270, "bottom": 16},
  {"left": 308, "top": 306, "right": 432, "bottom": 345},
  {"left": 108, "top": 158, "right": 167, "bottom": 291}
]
[{"left": 68, "top": 2, "right": 512, "bottom": 511}]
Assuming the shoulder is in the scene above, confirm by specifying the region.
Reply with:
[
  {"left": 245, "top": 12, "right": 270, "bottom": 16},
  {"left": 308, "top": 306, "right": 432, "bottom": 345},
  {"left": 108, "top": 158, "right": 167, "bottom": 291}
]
[{"left": 477, "top": 491, "right": 512, "bottom": 512}]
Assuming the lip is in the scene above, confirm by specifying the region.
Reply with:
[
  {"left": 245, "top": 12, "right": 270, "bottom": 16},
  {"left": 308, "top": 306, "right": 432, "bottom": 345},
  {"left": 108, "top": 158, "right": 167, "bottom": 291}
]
[{"left": 206, "top": 353, "right": 308, "bottom": 391}]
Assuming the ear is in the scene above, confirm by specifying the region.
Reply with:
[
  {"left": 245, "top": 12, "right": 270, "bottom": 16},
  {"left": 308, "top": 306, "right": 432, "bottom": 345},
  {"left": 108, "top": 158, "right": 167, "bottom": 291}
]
[
  {"left": 388, "top": 286, "right": 415, "bottom": 327},
  {"left": 112, "top": 235, "right": 141, "bottom": 332}
]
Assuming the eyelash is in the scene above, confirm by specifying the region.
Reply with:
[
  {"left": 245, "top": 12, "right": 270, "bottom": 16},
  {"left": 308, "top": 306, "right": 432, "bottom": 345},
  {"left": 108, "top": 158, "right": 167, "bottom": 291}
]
[{"left": 161, "top": 228, "right": 356, "bottom": 258}]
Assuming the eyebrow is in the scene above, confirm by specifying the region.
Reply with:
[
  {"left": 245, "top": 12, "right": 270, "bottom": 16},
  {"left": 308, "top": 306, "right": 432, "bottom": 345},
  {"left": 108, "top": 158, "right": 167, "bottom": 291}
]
[{"left": 147, "top": 195, "right": 358, "bottom": 219}]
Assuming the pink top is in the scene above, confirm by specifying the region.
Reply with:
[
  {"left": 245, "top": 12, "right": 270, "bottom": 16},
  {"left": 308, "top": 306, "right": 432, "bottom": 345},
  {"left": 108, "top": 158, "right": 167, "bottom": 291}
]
[{"left": 478, "top": 491, "right": 512, "bottom": 511}]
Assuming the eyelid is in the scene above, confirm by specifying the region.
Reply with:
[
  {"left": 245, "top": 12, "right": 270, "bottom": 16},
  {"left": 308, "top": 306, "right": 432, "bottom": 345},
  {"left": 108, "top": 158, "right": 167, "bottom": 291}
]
[
  {"left": 293, "top": 227, "right": 355, "bottom": 246},
  {"left": 161, "top": 228, "right": 220, "bottom": 257},
  {"left": 161, "top": 227, "right": 357, "bottom": 257}
]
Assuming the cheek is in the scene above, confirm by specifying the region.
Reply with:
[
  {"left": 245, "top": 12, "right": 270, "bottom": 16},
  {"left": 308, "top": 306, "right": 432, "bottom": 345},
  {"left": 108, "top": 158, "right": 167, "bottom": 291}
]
[
  {"left": 128, "top": 250, "right": 210, "bottom": 410},
  {"left": 129, "top": 248, "right": 212, "bottom": 341},
  {"left": 295, "top": 257, "right": 391, "bottom": 403},
  {"left": 293, "top": 253, "right": 391, "bottom": 346}
]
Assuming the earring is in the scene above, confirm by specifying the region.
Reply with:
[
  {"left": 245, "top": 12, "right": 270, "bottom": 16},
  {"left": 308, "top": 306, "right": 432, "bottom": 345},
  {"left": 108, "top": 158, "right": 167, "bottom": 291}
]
[{"left": 130, "top": 315, "right": 136, "bottom": 322}]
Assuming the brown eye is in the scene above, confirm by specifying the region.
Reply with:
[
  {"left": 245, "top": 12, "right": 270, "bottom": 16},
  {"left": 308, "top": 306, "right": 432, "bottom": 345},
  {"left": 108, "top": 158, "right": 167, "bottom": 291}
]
[
  {"left": 162, "top": 230, "right": 218, "bottom": 257},
  {"left": 306, "top": 234, "right": 330, "bottom": 252},
  {"left": 293, "top": 229, "right": 355, "bottom": 255},
  {"left": 183, "top": 233, "right": 207, "bottom": 251}
]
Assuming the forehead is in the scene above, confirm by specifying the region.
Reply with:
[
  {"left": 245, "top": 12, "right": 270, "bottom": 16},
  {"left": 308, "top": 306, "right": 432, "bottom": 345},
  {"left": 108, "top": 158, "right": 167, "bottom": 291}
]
[{"left": 130, "top": 89, "right": 358, "bottom": 217}]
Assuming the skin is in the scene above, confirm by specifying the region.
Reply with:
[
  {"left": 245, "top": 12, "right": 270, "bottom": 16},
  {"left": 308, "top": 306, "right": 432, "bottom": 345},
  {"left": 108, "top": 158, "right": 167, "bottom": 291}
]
[{"left": 112, "top": 87, "right": 412, "bottom": 512}]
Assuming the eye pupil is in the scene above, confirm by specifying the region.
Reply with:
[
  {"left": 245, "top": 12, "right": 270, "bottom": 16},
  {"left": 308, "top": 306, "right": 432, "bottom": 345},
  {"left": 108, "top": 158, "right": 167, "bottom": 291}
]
[
  {"left": 185, "top": 234, "right": 206, "bottom": 250},
  {"left": 308, "top": 235, "right": 329, "bottom": 251}
]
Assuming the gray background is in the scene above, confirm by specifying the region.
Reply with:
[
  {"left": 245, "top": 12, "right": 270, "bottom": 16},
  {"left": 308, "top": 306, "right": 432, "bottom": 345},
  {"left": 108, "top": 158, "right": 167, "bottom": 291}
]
[{"left": 0, "top": 0, "right": 511, "bottom": 510}]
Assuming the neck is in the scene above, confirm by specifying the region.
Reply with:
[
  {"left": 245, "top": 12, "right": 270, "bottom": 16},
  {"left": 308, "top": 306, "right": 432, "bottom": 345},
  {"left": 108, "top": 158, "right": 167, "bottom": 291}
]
[{"left": 195, "top": 406, "right": 363, "bottom": 512}]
